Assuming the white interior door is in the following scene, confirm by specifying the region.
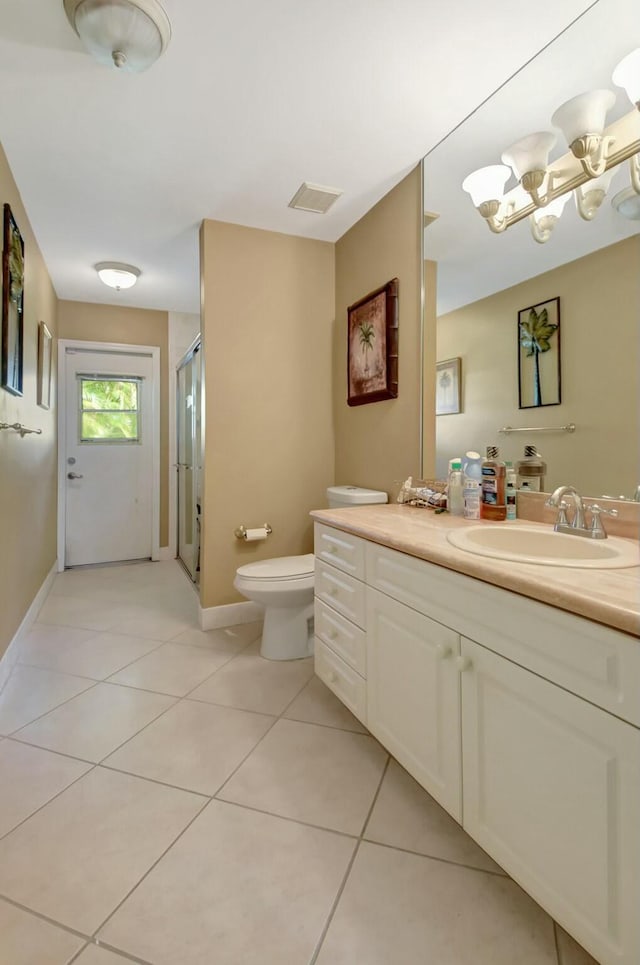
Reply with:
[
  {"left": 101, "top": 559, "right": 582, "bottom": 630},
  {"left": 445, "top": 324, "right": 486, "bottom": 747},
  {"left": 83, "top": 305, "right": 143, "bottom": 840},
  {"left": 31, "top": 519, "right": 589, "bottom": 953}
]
[{"left": 63, "top": 346, "right": 156, "bottom": 567}]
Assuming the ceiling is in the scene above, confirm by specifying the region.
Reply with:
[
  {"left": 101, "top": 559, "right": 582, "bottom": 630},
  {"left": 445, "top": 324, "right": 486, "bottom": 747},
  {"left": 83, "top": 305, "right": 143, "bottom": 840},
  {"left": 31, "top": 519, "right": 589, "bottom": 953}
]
[
  {"left": 0, "top": 0, "right": 598, "bottom": 314},
  {"left": 423, "top": 0, "right": 640, "bottom": 315}
]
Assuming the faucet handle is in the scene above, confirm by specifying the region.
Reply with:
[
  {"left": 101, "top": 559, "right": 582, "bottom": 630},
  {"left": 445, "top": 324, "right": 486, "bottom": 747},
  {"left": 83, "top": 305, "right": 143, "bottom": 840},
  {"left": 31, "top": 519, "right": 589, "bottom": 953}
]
[{"left": 585, "top": 503, "right": 618, "bottom": 538}]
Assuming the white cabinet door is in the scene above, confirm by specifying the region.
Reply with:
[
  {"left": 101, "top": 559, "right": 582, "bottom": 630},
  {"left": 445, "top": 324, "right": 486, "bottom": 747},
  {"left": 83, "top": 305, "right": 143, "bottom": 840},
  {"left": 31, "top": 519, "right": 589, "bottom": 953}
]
[
  {"left": 366, "top": 587, "right": 461, "bottom": 821},
  {"left": 461, "top": 637, "right": 640, "bottom": 965}
]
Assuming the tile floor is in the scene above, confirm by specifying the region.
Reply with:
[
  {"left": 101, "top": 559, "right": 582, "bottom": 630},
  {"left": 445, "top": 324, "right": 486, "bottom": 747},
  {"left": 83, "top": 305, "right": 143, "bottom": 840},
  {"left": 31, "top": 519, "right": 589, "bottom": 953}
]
[{"left": 0, "top": 560, "right": 599, "bottom": 965}]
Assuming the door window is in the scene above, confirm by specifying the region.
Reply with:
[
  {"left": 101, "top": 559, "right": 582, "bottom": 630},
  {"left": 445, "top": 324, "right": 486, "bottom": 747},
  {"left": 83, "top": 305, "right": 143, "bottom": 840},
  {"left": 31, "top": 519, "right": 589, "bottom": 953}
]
[{"left": 78, "top": 376, "right": 142, "bottom": 443}]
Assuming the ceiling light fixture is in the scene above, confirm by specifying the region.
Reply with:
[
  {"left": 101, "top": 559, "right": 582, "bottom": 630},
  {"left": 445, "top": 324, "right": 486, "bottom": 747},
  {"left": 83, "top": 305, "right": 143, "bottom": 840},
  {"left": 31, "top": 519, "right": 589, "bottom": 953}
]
[
  {"left": 95, "top": 262, "right": 141, "bottom": 290},
  {"left": 462, "top": 47, "right": 640, "bottom": 244},
  {"left": 64, "top": 0, "right": 171, "bottom": 73}
]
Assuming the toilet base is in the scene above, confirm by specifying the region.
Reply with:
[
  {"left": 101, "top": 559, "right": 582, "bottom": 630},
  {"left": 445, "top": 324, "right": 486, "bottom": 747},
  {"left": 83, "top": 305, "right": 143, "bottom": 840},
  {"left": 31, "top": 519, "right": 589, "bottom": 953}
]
[{"left": 260, "top": 602, "right": 314, "bottom": 661}]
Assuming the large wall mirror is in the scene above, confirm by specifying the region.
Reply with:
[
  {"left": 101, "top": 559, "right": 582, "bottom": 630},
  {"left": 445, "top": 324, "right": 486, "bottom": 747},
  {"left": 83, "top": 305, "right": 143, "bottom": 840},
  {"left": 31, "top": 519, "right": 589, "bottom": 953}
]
[{"left": 422, "top": 0, "right": 639, "bottom": 498}]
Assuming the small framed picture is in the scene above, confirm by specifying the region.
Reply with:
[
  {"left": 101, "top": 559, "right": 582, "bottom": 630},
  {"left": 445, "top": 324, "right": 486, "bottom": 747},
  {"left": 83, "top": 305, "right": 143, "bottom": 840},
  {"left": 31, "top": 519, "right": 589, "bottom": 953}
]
[
  {"left": 436, "top": 357, "right": 461, "bottom": 415},
  {"left": 37, "top": 321, "right": 52, "bottom": 409}
]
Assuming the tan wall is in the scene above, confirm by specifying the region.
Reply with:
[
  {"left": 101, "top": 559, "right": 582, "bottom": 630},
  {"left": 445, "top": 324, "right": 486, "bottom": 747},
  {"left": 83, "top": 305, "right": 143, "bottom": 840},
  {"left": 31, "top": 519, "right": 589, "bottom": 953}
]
[
  {"left": 199, "top": 220, "right": 335, "bottom": 609},
  {"left": 435, "top": 236, "right": 639, "bottom": 496},
  {"left": 334, "top": 166, "right": 423, "bottom": 495},
  {"left": 57, "top": 301, "right": 170, "bottom": 547},
  {"left": 422, "top": 258, "right": 437, "bottom": 477},
  {"left": 0, "top": 143, "right": 58, "bottom": 660}
]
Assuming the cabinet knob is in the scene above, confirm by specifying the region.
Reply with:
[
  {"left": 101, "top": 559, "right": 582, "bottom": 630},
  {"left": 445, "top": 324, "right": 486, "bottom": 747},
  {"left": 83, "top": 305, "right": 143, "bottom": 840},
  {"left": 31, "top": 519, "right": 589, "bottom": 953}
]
[
  {"left": 456, "top": 655, "right": 472, "bottom": 673},
  {"left": 436, "top": 643, "right": 452, "bottom": 659},
  {"left": 328, "top": 629, "right": 338, "bottom": 640},
  {"left": 328, "top": 671, "right": 338, "bottom": 684},
  {"left": 328, "top": 586, "right": 337, "bottom": 596}
]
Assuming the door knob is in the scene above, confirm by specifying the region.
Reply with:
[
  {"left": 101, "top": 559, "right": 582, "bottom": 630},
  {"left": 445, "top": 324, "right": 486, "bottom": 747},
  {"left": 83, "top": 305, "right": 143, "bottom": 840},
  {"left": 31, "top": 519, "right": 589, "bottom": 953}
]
[
  {"left": 456, "top": 655, "right": 472, "bottom": 673},
  {"left": 67, "top": 472, "right": 84, "bottom": 479}
]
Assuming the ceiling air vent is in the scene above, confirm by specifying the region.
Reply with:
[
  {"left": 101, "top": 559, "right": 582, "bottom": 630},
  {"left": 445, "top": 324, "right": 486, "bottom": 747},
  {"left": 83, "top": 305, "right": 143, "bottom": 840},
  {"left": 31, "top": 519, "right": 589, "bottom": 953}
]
[{"left": 288, "top": 182, "right": 343, "bottom": 214}]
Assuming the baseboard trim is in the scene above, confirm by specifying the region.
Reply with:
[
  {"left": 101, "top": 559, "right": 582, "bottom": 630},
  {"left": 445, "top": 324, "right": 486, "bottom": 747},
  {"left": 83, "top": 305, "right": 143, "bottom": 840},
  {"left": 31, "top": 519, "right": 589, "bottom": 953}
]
[
  {"left": 0, "top": 560, "right": 58, "bottom": 695},
  {"left": 199, "top": 600, "right": 264, "bottom": 631},
  {"left": 157, "top": 547, "right": 174, "bottom": 562}
]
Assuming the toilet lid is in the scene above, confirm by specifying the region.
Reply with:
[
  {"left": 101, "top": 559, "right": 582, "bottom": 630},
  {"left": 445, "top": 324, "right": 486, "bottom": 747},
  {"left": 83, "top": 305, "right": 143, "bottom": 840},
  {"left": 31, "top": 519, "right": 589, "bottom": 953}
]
[{"left": 236, "top": 554, "right": 315, "bottom": 581}]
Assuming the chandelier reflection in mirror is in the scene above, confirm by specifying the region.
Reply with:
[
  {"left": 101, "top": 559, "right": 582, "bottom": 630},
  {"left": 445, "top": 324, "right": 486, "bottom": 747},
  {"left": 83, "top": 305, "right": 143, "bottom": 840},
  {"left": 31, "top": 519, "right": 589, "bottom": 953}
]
[{"left": 462, "top": 48, "right": 640, "bottom": 244}]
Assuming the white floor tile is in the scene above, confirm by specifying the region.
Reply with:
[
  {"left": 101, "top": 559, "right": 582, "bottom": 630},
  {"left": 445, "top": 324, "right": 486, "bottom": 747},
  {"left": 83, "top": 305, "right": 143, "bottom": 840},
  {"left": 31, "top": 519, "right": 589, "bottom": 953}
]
[
  {"left": 99, "top": 800, "right": 356, "bottom": 965},
  {"left": 104, "top": 699, "right": 274, "bottom": 795},
  {"left": 36, "top": 595, "right": 139, "bottom": 632},
  {"left": 0, "top": 665, "right": 93, "bottom": 735},
  {"left": 73, "top": 945, "right": 136, "bottom": 964},
  {"left": 0, "top": 898, "right": 84, "bottom": 964},
  {"left": 15, "top": 683, "right": 175, "bottom": 762},
  {"left": 0, "top": 740, "right": 91, "bottom": 837},
  {"left": 19, "top": 625, "right": 163, "bottom": 680},
  {"left": 189, "top": 641, "right": 314, "bottom": 715},
  {"left": 107, "top": 642, "right": 230, "bottom": 696},
  {"left": 365, "top": 758, "right": 503, "bottom": 873},
  {"left": 315, "top": 842, "right": 557, "bottom": 965},
  {"left": 171, "top": 621, "right": 262, "bottom": 652},
  {"left": 284, "top": 675, "right": 368, "bottom": 733},
  {"left": 108, "top": 607, "right": 195, "bottom": 641},
  {"left": 219, "top": 718, "right": 388, "bottom": 834},
  {"left": 0, "top": 766, "right": 204, "bottom": 934}
]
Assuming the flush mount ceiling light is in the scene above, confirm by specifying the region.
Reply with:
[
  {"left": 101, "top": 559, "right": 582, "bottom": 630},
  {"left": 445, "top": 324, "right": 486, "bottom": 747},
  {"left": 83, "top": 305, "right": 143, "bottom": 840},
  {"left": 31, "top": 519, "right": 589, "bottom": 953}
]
[
  {"left": 64, "top": 0, "right": 171, "bottom": 72},
  {"left": 462, "top": 47, "right": 640, "bottom": 244},
  {"left": 95, "top": 262, "right": 141, "bottom": 290}
]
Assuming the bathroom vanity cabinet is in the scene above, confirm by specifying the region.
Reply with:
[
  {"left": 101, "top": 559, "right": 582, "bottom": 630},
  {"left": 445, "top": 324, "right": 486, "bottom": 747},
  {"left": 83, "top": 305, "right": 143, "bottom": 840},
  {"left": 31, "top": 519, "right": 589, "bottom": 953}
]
[{"left": 313, "top": 521, "right": 640, "bottom": 965}]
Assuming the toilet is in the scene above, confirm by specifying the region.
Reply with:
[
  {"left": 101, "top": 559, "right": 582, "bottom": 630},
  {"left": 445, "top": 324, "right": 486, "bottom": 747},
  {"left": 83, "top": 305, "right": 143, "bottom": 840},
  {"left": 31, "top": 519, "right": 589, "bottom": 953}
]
[{"left": 234, "top": 485, "right": 387, "bottom": 660}]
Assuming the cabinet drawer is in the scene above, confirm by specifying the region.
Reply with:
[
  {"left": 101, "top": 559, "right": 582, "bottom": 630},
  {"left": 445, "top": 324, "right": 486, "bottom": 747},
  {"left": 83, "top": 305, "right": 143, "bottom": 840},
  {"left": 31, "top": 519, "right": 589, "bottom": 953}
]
[
  {"left": 315, "top": 560, "right": 366, "bottom": 629},
  {"left": 315, "top": 638, "right": 367, "bottom": 725},
  {"left": 315, "top": 599, "right": 366, "bottom": 676},
  {"left": 366, "top": 541, "right": 640, "bottom": 726},
  {"left": 315, "top": 523, "right": 366, "bottom": 580}
]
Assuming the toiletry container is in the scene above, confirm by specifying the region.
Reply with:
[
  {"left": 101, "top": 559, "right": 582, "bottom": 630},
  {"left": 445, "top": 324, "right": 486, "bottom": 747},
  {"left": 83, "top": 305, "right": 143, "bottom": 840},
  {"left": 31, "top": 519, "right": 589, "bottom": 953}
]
[
  {"left": 506, "top": 464, "right": 517, "bottom": 520},
  {"left": 447, "top": 459, "right": 464, "bottom": 516},
  {"left": 462, "top": 451, "right": 482, "bottom": 520},
  {"left": 516, "top": 445, "right": 547, "bottom": 492},
  {"left": 481, "top": 446, "right": 506, "bottom": 521}
]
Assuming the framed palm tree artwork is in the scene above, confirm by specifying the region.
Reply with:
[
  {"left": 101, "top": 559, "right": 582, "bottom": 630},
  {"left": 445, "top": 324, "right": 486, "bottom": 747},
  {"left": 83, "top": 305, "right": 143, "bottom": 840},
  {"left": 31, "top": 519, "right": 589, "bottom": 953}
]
[
  {"left": 436, "top": 357, "right": 461, "bottom": 415},
  {"left": 1, "top": 203, "right": 25, "bottom": 397},
  {"left": 347, "top": 278, "right": 398, "bottom": 406},
  {"left": 518, "top": 297, "right": 561, "bottom": 409}
]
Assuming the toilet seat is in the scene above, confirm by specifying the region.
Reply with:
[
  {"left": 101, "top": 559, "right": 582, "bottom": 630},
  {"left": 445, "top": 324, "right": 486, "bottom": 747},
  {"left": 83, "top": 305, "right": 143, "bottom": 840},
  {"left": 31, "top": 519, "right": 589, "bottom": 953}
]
[{"left": 236, "top": 554, "right": 314, "bottom": 582}]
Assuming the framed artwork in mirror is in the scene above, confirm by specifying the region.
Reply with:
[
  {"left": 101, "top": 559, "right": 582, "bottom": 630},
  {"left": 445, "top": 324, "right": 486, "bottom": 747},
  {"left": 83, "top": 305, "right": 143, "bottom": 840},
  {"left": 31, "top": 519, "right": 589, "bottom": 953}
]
[
  {"left": 37, "top": 321, "right": 52, "bottom": 409},
  {"left": 347, "top": 277, "right": 399, "bottom": 406},
  {"left": 518, "top": 296, "right": 561, "bottom": 409},
  {"left": 436, "top": 357, "right": 461, "bottom": 415},
  {"left": 1, "top": 203, "right": 25, "bottom": 396}
]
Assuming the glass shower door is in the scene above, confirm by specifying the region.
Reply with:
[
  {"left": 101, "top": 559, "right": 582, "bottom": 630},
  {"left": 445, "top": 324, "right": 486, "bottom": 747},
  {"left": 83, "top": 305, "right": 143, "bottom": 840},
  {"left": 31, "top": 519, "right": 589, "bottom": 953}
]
[{"left": 177, "top": 342, "right": 201, "bottom": 581}]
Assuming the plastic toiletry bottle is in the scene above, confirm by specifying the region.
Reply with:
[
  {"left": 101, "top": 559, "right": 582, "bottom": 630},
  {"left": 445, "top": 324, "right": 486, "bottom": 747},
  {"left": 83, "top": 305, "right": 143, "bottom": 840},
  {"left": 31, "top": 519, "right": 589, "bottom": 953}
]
[
  {"left": 506, "top": 463, "right": 517, "bottom": 520},
  {"left": 516, "top": 445, "right": 547, "bottom": 492},
  {"left": 481, "top": 446, "right": 506, "bottom": 521},
  {"left": 462, "top": 451, "right": 482, "bottom": 520},
  {"left": 447, "top": 459, "right": 465, "bottom": 517}
]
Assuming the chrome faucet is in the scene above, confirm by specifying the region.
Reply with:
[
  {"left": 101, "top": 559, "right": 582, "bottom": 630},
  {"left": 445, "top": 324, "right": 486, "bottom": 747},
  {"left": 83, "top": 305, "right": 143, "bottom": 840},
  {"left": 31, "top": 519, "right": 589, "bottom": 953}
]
[{"left": 546, "top": 485, "right": 618, "bottom": 539}]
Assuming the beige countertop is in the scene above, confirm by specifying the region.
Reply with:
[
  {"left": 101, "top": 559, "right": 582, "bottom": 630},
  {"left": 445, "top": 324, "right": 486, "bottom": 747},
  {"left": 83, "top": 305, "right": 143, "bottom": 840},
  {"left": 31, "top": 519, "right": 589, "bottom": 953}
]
[{"left": 310, "top": 504, "right": 640, "bottom": 637}]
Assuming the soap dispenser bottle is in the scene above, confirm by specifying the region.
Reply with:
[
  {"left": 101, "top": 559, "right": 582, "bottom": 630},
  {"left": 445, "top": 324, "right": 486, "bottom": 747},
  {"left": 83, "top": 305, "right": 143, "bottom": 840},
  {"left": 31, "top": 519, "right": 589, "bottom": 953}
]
[
  {"left": 447, "top": 459, "right": 465, "bottom": 517},
  {"left": 462, "top": 451, "right": 482, "bottom": 520},
  {"left": 481, "top": 446, "right": 506, "bottom": 521}
]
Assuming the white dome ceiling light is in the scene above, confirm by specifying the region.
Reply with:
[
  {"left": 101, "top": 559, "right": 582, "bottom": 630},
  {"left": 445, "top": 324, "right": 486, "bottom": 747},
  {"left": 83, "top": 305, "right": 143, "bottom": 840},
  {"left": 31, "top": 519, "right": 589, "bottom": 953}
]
[
  {"left": 96, "top": 262, "right": 141, "bottom": 290},
  {"left": 611, "top": 186, "right": 640, "bottom": 220},
  {"left": 64, "top": 0, "right": 171, "bottom": 73}
]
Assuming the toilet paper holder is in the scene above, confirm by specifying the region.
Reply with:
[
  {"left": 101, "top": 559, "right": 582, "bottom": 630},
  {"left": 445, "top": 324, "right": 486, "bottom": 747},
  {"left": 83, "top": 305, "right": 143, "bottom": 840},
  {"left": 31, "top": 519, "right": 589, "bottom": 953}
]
[{"left": 234, "top": 523, "right": 273, "bottom": 541}]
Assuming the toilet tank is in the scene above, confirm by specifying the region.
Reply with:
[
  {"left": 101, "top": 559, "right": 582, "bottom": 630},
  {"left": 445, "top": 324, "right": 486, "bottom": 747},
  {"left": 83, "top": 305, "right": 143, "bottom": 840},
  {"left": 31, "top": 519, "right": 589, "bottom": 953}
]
[{"left": 326, "top": 485, "right": 388, "bottom": 509}]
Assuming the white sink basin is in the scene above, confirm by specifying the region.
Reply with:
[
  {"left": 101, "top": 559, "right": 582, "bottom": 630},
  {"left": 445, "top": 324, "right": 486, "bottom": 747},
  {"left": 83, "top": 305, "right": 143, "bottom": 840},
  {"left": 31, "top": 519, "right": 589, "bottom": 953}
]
[{"left": 446, "top": 525, "right": 639, "bottom": 568}]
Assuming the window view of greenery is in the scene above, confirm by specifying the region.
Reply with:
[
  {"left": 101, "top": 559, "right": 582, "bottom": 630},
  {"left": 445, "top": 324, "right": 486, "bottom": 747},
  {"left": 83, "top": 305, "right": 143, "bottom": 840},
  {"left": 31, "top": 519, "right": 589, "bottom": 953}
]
[{"left": 80, "top": 378, "right": 140, "bottom": 442}]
